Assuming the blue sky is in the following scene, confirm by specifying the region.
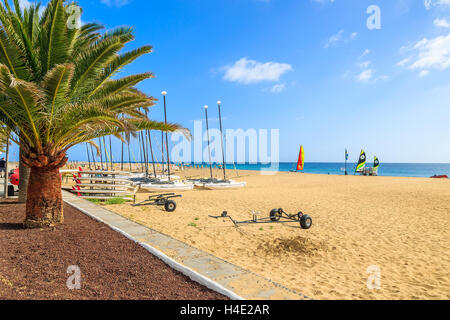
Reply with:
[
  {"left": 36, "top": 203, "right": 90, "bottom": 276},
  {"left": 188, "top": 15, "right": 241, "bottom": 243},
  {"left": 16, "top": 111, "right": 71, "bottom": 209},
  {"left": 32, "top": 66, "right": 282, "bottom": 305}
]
[{"left": 8, "top": 0, "right": 450, "bottom": 163}]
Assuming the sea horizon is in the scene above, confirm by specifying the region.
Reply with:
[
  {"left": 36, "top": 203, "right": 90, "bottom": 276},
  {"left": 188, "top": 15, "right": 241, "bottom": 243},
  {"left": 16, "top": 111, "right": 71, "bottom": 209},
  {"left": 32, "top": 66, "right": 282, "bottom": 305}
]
[{"left": 67, "top": 161, "right": 450, "bottom": 178}]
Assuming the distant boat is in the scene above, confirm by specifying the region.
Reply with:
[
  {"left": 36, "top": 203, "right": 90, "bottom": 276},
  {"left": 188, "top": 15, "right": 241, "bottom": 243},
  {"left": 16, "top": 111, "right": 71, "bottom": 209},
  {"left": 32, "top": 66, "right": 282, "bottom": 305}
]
[
  {"left": 290, "top": 145, "right": 305, "bottom": 172},
  {"left": 356, "top": 151, "right": 379, "bottom": 176}
]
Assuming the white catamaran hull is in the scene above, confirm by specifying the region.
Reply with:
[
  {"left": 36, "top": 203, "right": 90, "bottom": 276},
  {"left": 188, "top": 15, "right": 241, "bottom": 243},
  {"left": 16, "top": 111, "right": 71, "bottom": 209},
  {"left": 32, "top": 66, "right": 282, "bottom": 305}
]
[
  {"left": 194, "top": 180, "right": 247, "bottom": 190},
  {"left": 116, "top": 173, "right": 181, "bottom": 181},
  {"left": 140, "top": 182, "right": 194, "bottom": 191}
]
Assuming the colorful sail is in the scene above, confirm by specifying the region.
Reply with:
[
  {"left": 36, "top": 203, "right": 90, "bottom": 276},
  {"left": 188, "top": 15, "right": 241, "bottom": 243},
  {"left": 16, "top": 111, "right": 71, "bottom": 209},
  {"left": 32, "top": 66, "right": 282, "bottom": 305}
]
[
  {"left": 296, "top": 145, "right": 305, "bottom": 171},
  {"left": 373, "top": 156, "right": 379, "bottom": 174},
  {"left": 355, "top": 150, "right": 366, "bottom": 173},
  {"left": 345, "top": 149, "right": 349, "bottom": 161}
]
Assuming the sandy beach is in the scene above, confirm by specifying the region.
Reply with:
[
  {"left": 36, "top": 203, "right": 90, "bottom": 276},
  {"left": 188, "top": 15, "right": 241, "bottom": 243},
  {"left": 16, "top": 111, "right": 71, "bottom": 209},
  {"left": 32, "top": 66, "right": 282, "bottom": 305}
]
[{"left": 90, "top": 167, "right": 450, "bottom": 300}]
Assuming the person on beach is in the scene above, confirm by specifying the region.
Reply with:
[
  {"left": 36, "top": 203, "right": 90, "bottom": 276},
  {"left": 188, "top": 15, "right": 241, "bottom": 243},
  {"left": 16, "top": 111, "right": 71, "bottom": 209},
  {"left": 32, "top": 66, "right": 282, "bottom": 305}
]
[{"left": 0, "top": 157, "right": 5, "bottom": 178}]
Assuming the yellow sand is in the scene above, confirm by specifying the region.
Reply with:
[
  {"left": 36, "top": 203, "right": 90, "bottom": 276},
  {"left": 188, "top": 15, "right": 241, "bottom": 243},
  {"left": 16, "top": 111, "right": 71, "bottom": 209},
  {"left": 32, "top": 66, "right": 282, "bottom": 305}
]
[{"left": 102, "top": 168, "right": 450, "bottom": 300}]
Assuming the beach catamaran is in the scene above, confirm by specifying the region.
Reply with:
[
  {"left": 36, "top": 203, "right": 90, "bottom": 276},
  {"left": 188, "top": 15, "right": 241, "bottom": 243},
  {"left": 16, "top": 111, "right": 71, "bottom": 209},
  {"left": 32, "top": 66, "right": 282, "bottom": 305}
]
[
  {"left": 138, "top": 91, "right": 193, "bottom": 191},
  {"left": 189, "top": 102, "right": 246, "bottom": 189},
  {"left": 355, "top": 150, "right": 379, "bottom": 176}
]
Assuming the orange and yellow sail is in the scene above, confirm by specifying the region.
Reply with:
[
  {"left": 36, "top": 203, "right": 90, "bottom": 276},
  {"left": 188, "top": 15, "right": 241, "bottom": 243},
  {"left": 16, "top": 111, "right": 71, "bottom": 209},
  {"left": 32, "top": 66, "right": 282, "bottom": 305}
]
[{"left": 296, "top": 145, "right": 305, "bottom": 171}]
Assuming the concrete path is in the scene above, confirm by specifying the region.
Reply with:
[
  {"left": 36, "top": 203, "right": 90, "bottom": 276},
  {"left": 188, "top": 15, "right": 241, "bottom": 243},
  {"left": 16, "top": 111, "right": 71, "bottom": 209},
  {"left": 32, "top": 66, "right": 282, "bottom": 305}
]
[{"left": 63, "top": 191, "right": 311, "bottom": 300}]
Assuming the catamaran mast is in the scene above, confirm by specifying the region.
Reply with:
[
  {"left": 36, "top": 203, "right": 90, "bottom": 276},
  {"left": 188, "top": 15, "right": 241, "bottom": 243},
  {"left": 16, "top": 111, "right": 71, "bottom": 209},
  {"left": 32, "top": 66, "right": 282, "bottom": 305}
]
[
  {"left": 86, "top": 143, "right": 92, "bottom": 170},
  {"left": 109, "top": 136, "right": 113, "bottom": 170},
  {"left": 204, "top": 105, "right": 213, "bottom": 179},
  {"left": 144, "top": 110, "right": 157, "bottom": 178},
  {"left": 127, "top": 137, "right": 132, "bottom": 172},
  {"left": 162, "top": 91, "right": 171, "bottom": 181},
  {"left": 88, "top": 143, "right": 96, "bottom": 169},
  {"left": 147, "top": 131, "right": 157, "bottom": 178},
  {"left": 217, "top": 101, "right": 227, "bottom": 180},
  {"left": 98, "top": 138, "right": 104, "bottom": 170},
  {"left": 102, "top": 136, "right": 109, "bottom": 171},
  {"left": 121, "top": 133, "right": 124, "bottom": 171}
]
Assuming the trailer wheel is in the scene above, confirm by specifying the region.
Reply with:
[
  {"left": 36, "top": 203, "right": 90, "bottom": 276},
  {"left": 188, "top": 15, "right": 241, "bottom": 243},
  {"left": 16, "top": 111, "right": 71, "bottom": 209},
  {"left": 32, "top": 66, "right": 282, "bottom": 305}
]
[
  {"left": 164, "top": 200, "right": 177, "bottom": 212},
  {"left": 270, "top": 209, "right": 281, "bottom": 221},
  {"left": 300, "top": 214, "right": 312, "bottom": 229}
]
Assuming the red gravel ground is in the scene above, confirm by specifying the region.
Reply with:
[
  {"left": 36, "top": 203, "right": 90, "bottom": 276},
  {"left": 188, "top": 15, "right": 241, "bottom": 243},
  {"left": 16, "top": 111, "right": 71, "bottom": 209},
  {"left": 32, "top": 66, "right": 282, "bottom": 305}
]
[{"left": 0, "top": 200, "right": 227, "bottom": 300}]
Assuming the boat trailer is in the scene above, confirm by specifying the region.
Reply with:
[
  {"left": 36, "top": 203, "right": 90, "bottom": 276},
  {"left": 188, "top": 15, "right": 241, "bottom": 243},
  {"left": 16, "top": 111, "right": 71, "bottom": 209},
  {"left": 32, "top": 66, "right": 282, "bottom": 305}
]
[
  {"left": 132, "top": 193, "right": 182, "bottom": 212},
  {"left": 209, "top": 208, "right": 312, "bottom": 229}
]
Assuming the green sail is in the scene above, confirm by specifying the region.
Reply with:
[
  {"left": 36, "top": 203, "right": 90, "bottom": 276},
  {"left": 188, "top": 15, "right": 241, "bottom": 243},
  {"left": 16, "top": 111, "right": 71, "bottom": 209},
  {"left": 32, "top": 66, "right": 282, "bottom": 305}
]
[
  {"left": 356, "top": 150, "right": 366, "bottom": 172},
  {"left": 373, "top": 156, "right": 380, "bottom": 174}
]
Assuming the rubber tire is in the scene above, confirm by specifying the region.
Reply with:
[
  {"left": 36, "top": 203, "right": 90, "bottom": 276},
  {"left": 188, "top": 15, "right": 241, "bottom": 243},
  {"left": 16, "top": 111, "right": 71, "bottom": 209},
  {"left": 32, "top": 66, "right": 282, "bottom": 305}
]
[
  {"left": 270, "top": 209, "right": 281, "bottom": 222},
  {"left": 7, "top": 185, "right": 14, "bottom": 196},
  {"left": 300, "top": 214, "right": 312, "bottom": 229},
  {"left": 164, "top": 200, "right": 177, "bottom": 212}
]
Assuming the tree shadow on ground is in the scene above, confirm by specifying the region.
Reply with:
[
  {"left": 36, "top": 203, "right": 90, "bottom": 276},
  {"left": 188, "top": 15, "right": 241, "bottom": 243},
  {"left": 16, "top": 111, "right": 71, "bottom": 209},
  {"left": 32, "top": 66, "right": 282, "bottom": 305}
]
[{"left": 0, "top": 223, "right": 23, "bottom": 230}]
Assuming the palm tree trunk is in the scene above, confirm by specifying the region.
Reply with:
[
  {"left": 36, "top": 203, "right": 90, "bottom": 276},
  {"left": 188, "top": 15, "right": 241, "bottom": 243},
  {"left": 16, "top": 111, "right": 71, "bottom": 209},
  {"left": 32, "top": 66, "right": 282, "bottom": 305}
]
[
  {"left": 18, "top": 150, "right": 30, "bottom": 203},
  {"left": 23, "top": 166, "right": 63, "bottom": 228}
]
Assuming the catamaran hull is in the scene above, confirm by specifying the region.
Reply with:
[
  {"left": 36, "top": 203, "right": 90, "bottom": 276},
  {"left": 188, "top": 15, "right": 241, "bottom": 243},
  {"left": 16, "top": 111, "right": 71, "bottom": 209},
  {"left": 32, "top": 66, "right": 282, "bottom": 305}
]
[
  {"left": 194, "top": 181, "right": 247, "bottom": 190},
  {"left": 140, "top": 182, "right": 194, "bottom": 191}
]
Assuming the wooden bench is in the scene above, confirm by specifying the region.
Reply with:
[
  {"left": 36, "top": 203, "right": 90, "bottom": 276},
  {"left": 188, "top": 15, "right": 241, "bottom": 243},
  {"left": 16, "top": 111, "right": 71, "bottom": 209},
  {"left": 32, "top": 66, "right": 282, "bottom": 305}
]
[{"left": 70, "top": 170, "right": 139, "bottom": 203}]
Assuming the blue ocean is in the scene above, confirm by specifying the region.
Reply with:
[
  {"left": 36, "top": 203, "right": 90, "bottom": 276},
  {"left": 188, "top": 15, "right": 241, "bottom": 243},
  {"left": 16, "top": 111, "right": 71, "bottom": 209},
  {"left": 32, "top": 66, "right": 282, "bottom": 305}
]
[{"left": 187, "top": 162, "right": 450, "bottom": 178}]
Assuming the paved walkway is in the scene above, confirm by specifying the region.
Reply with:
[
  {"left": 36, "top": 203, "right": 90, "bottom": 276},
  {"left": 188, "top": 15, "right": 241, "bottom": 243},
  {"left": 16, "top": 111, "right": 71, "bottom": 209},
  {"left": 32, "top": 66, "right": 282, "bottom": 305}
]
[{"left": 63, "top": 191, "right": 311, "bottom": 300}]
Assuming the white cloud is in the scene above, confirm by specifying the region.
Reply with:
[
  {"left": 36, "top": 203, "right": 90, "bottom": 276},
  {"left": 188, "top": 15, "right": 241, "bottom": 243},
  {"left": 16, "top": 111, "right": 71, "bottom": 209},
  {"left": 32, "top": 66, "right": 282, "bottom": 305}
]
[
  {"left": 101, "top": 0, "right": 132, "bottom": 7},
  {"left": 359, "top": 60, "right": 372, "bottom": 68},
  {"left": 359, "top": 49, "right": 371, "bottom": 59},
  {"left": 419, "top": 70, "right": 430, "bottom": 77},
  {"left": 356, "top": 69, "right": 374, "bottom": 82},
  {"left": 375, "top": 75, "right": 389, "bottom": 82},
  {"left": 424, "top": 0, "right": 450, "bottom": 10},
  {"left": 269, "top": 83, "right": 286, "bottom": 93},
  {"left": 222, "top": 58, "right": 292, "bottom": 84},
  {"left": 397, "top": 57, "right": 412, "bottom": 67},
  {"left": 324, "top": 30, "right": 358, "bottom": 48},
  {"left": 434, "top": 18, "right": 450, "bottom": 28},
  {"left": 324, "top": 29, "right": 344, "bottom": 48},
  {"left": 398, "top": 34, "right": 450, "bottom": 74}
]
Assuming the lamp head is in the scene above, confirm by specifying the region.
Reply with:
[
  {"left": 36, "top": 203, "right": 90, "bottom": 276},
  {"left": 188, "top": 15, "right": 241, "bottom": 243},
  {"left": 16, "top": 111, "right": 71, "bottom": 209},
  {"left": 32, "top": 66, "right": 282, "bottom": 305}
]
[
  {"left": 204, "top": 105, "right": 208, "bottom": 109},
  {"left": 217, "top": 100, "right": 222, "bottom": 105},
  {"left": 161, "top": 91, "right": 167, "bottom": 96}
]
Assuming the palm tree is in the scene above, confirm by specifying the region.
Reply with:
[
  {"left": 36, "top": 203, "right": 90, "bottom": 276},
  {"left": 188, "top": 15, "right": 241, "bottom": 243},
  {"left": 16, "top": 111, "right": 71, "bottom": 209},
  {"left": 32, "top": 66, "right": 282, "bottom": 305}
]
[{"left": 0, "top": 0, "right": 183, "bottom": 228}]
